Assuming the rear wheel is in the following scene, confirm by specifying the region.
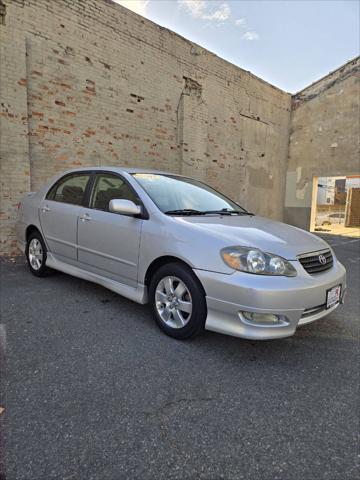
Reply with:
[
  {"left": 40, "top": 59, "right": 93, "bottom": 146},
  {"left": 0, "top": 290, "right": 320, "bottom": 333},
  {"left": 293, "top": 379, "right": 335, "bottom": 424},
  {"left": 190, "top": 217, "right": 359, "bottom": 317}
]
[
  {"left": 26, "top": 231, "right": 50, "bottom": 277},
  {"left": 149, "top": 262, "right": 207, "bottom": 339}
]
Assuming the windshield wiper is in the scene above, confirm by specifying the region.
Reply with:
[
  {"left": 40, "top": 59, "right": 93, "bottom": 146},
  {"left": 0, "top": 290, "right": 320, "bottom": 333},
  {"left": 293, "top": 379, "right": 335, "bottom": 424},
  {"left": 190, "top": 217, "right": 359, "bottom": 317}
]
[
  {"left": 164, "top": 209, "right": 206, "bottom": 216},
  {"left": 203, "top": 208, "right": 254, "bottom": 216},
  {"left": 165, "top": 208, "right": 255, "bottom": 216},
  {"left": 234, "top": 210, "right": 254, "bottom": 216}
]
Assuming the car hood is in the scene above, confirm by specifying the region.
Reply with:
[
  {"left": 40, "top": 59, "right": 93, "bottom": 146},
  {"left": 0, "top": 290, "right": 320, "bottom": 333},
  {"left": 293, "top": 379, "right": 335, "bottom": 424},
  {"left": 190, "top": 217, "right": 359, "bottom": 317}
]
[{"left": 175, "top": 215, "right": 330, "bottom": 260}]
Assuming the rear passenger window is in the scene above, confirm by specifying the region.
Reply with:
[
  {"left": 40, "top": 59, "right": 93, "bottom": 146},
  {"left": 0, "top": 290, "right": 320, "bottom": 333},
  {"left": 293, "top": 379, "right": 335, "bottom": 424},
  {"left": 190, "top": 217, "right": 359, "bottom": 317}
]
[
  {"left": 47, "top": 174, "right": 90, "bottom": 206},
  {"left": 91, "top": 174, "right": 139, "bottom": 212}
]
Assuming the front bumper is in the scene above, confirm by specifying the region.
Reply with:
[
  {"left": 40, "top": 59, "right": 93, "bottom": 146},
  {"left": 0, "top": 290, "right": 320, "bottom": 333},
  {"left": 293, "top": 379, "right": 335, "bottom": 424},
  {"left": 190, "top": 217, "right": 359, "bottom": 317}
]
[{"left": 194, "top": 260, "right": 346, "bottom": 340}]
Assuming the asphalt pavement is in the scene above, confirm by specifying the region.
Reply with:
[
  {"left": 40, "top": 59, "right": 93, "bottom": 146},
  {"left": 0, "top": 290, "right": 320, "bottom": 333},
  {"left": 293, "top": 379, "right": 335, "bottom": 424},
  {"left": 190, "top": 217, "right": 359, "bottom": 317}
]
[{"left": 0, "top": 234, "right": 359, "bottom": 480}]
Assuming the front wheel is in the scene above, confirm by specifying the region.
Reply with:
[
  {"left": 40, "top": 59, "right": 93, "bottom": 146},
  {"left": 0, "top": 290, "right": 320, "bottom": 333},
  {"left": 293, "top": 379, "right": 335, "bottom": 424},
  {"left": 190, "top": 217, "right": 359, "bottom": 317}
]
[{"left": 149, "top": 263, "right": 207, "bottom": 340}]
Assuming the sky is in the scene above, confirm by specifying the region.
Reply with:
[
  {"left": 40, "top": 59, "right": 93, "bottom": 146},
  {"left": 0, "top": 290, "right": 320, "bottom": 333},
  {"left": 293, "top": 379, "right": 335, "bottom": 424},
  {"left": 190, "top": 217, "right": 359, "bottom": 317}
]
[{"left": 114, "top": 0, "right": 359, "bottom": 93}]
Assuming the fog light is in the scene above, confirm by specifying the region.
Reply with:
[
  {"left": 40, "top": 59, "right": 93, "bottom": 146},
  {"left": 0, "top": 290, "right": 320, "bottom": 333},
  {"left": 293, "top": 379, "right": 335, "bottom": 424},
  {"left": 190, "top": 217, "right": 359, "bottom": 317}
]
[{"left": 241, "top": 311, "right": 280, "bottom": 325}]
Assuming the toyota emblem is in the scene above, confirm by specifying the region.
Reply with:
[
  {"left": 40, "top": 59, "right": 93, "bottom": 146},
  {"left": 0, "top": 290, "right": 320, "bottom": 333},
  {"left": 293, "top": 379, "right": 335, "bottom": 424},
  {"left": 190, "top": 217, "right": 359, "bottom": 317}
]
[{"left": 318, "top": 254, "right": 327, "bottom": 265}]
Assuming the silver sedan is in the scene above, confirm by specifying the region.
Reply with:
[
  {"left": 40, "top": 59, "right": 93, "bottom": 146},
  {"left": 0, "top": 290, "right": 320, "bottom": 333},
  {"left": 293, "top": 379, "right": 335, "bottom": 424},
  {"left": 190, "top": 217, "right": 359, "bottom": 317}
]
[{"left": 16, "top": 167, "right": 346, "bottom": 340}]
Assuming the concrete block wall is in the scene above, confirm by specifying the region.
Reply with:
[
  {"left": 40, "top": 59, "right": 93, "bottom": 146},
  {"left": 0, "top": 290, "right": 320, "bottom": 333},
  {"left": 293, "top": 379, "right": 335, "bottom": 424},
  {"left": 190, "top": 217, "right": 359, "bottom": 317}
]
[
  {"left": 284, "top": 57, "right": 360, "bottom": 229},
  {"left": 0, "top": 0, "right": 291, "bottom": 255}
]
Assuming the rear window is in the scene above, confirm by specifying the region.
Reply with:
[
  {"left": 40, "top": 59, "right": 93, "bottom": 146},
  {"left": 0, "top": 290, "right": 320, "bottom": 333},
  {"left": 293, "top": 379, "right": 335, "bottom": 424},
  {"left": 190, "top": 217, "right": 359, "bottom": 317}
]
[{"left": 47, "top": 173, "right": 90, "bottom": 206}]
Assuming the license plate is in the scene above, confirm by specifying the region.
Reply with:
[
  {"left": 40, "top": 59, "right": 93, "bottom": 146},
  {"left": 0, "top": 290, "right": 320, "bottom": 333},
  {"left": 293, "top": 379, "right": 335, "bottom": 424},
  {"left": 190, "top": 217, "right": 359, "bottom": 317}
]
[{"left": 326, "top": 285, "right": 341, "bottom": 309}]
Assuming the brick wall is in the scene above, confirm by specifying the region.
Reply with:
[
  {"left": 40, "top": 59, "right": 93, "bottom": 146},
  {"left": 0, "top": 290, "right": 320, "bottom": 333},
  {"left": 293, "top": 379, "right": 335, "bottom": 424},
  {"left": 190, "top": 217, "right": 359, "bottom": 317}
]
[
  {"left": 0, "top": 1, "right": 31, "bottom": 255},
  {"left": 0, "top": 0, "right": 292, "bottom": 255}
]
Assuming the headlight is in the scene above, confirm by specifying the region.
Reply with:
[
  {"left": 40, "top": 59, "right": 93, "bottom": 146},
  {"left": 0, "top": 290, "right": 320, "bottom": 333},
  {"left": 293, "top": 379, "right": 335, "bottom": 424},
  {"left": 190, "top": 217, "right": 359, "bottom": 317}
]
[{"left": 221, "top": 246, "right": 297, "bottom": 276}]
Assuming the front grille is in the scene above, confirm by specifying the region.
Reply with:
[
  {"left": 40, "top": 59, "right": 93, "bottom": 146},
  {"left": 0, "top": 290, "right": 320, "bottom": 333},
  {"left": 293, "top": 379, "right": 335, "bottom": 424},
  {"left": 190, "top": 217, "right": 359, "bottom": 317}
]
[{"left": 298, "top": 249, "right": 333, "bottom": 274}]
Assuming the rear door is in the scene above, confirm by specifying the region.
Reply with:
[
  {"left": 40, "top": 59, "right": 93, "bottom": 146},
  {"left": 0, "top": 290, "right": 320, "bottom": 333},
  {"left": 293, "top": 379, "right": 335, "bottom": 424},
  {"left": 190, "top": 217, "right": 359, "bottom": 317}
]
[
  {"left": 77, "top": 172, "right": 143, "bottom": 286},
  {"left": 39, "top": 172, "right": 91, "bottom": 261}
]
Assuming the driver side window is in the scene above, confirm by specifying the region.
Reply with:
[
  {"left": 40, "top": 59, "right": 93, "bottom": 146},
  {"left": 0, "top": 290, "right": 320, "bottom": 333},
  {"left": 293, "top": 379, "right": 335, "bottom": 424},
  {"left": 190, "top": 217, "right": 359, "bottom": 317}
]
[{"left": 91, "top": 174, "right": 139, "bottom": 212}]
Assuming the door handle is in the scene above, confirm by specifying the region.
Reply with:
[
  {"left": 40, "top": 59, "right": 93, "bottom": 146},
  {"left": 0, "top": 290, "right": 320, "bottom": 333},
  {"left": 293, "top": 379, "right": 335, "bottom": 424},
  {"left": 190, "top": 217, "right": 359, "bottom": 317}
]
[
  {"left": 80, "top": 213, "right": 92, "bottom": 222},
  {"left": 41, "top": 206, "right": 51, "bottom": 213}
]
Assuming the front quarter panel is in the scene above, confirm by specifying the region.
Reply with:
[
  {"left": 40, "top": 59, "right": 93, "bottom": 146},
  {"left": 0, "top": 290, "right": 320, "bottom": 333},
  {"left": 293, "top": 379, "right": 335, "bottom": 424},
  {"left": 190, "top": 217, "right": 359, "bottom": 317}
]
[{"left": 138, "top": 214, "right": 234, "bottom": 283}]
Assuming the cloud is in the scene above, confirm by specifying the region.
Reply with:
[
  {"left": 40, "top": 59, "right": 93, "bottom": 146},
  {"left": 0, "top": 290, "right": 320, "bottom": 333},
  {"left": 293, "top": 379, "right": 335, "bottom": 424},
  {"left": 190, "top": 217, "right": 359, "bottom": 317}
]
[
  {"left": 242, "top": 31, "right": 259, "bottom": 41},
  {"left": 178, "top": 0, "right": 205, "bottom": 18},
  {"left": 114, "top": 0, "right": 260, "bottom": 40},
  {"left": 178, "top": 0, "right": 230, "bottom": 22},
  {"left": 235, "top": 18, "right": 246, "bottom": 27},
  {"left": 113, "top": 0, "right": 149, "bottom": 17},
  {"left": 203, "top": 3, "right": 230, "bottom": 21},
  {"left": 178, "top": 1, "right": 259, "bottom": 38}
]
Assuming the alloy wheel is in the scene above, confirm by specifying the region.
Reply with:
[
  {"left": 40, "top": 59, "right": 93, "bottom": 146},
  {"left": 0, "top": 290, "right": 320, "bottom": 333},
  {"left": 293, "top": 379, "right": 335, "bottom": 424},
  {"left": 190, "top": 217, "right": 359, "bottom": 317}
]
[
  {"left": 28, "top": 238, "right": 43, "bottom": 271},
  {"left": 155, "top": 276, "right": 193, "bottom": 328}
]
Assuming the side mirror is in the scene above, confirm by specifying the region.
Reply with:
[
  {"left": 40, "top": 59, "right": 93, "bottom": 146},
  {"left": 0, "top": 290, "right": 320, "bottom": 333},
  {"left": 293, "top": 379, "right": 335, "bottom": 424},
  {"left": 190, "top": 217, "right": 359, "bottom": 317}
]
[{"left": 109, "top": 199, "right": 142, "bottom": 216}]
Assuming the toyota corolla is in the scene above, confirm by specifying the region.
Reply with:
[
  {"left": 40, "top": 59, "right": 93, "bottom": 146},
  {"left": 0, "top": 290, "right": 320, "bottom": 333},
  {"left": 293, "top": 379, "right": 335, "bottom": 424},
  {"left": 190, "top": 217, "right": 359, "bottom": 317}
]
[{"left": 16, "top": 167, "right": 346, "bottom": 340}]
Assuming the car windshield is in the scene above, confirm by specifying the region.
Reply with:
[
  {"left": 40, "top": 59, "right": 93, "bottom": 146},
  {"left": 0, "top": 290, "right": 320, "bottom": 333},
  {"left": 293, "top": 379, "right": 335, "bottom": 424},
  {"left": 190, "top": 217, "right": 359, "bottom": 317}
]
[{"left": 132, "top": 173, "right": 249, "bottom": 215}]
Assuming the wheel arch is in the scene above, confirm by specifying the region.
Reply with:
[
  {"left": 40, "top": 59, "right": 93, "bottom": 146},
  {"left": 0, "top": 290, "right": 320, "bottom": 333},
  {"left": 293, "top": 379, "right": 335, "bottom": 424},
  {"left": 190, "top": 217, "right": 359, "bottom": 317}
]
[
  {"left": 144, "top": 255, "right": 206, "bottom": 296},
  {"left": 26, "top": 224, "right": 42, "bottom": 242}
]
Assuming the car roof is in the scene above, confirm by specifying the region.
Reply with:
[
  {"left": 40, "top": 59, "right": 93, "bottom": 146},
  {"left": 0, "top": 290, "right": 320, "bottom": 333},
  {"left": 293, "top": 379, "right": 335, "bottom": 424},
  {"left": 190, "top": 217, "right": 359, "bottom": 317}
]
[{"left": 61, "top": 166, "right": 182, "bottom": 176}]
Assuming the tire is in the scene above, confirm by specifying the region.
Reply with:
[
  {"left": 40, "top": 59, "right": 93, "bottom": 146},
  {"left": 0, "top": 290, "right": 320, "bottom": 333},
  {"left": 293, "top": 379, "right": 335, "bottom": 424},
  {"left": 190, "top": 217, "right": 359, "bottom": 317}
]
[
  {"left": 26, "top": 231, "right": 50, "bottom": 277},
  {"left": 149, "top": 262, "right": 207, "bottom": 340}
]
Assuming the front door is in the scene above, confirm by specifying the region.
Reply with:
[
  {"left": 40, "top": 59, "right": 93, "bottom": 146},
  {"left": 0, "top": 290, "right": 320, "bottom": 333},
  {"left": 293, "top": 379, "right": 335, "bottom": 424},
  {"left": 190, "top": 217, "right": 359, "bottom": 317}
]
[
  {"left": 77, "top": 173, "right": 142, "bottom": 286},
  {"left": 39, "top": 172, "right": 91, "bottom": 261}
]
